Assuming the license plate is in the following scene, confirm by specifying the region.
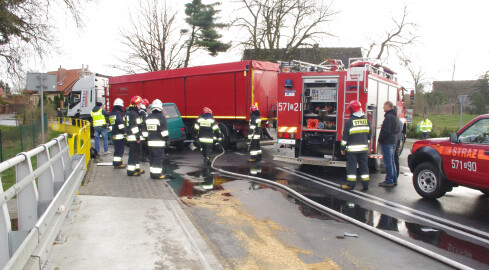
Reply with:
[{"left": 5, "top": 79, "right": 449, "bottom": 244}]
[{"left": 278, "top": 139, "right": 295, "bottom": 145}]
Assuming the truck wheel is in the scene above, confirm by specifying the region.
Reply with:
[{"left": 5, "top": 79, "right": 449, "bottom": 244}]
[
  {"left": 368, "top": 158, "right": 380, "bottom": 172},
  {"left": 294, "top": 139, "right": 301, "bottom": 158},
  {"left": 413, "top": 162, "right": 447, "bottom": 199},
  {"left": 218, "top": 123, "right": 231, "bottom": 149},
  {"left": 396, "top": 135, "right": 406, "bottom": 156}
]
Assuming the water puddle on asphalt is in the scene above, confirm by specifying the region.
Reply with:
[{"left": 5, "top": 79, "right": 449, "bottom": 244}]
[{"left": 165, "top": 160, "right": 489, "bottom": 267}]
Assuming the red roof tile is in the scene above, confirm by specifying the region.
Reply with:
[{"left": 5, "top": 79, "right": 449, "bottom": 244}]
[{"left": 47, "top": 67, "right": 84, "bottom": 95}]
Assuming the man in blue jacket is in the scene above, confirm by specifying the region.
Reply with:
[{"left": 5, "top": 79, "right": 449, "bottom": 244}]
[{"left": 378, "top": 101, "right": 400, "bottom": 187}]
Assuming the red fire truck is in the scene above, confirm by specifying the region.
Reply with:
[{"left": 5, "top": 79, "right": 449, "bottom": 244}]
[
  {"left": 108, "top": 60, "right": 279, "bottom": 148},
  {"left": 274, "top": 58, "right": 407, "bottom": 170}
]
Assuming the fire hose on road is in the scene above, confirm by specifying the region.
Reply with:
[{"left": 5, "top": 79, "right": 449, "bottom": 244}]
[{"left": 209, "top": 145, "right": 474, "bottom": 270}]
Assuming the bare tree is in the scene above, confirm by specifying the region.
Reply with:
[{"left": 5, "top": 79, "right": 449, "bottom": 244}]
[
  {"left": 115, "top": 0, "right": 186, "bottom": 73},
  {"left": 365, "top": 5, "right": 418, "bottom": 60},
  {"left": 0, "top": 0, "right": 92, "bottom": 84},
  {"left": 235, "top": 0, "right": 336, "bottom": 61},
  {"left": 399, "top": 52, "right": 427, "bottom": 94}
]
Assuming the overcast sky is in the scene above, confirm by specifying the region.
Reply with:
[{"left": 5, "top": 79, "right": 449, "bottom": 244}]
[{"left": 42, "top": 0, "right": 489, "bottom": 90}]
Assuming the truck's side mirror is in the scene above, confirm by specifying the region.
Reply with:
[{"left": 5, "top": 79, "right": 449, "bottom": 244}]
[{"left": 450, "top": 132, "right": 458, "bottom": 143}]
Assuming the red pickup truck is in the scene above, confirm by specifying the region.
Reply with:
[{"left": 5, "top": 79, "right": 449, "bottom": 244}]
[{"left": 408, "top": 114, "right": 489, "bottom": 199}]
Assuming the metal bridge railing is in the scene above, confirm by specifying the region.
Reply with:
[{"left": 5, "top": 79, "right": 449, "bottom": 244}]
[
  {"left": 0, "top": 134, "right": 86, "bottom": 269},
  {"left": 49, "top": 117, "right": 91, "bottom": 168}
]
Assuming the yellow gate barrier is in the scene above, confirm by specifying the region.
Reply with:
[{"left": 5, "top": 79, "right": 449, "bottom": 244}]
[{"left": 49, "top": 117, "right": 91, "bottom": 168}]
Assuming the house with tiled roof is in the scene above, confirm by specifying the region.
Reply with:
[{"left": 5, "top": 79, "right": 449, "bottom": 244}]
[
  {"left": 243, "top": 47, "right": 363, "bottom": 67},
  {"left": 0, "top": 87, "right": 6, "bottom": 99},
  {"left": 25, "top": 65, "right": 91, "bottom": 107}
]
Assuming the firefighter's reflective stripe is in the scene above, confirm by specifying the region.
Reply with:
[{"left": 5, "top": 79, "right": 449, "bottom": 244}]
[
  {"left": 253, "top": 135, "right": 260, "bottom": 139},
  {"left": 118, "top": 124, "right": 125, "bottom": 129},
  {"left": 91, "top": 109, "right": 106, "bottom": 126},
  {"left": 127, "top": 135, "right": 137, "bottom": 141},
  {"left": 161, "top": 130, "right": 169, "bottom": 137},
  {"left": 349, "top": 126, "right": 370, "bottom": 134},
  {"left": 212, "top": 124, "right": 219, "bottom": 130},
  {"left": 250, "top": 150, "right": 262, "bottom": 155},
  {"left": 194, "top": 123, "right": 200, "bottom": 130},
  {"left": 127, "top": 165, "right": 136, "bottom": 171},
  {"left": 142, "top": 131, "right": 148, "bottom": 137},
  {"left": 136, "top": 118, "right": 143, "bottom": 124},
  {"left": 199, "top": 138, "right": 214, "bottom": 143},
  {"left": 109, "top": 115, "right": 116, "bottom": 125},
  {"left": 341, "top": 140, "right": 347, "bottom": 146},
  {"left": 113, "top": 134, "right": 124, "bottom": 140},
  {"left": 346, "top": 145, "right": 369, "bottom": 152},
  {"left": 113, "top": 156, "right": 122, "bottom": 162},
  {"left": 136, "top": 164, "right": 140, "bottom": 170},
  {"left": 361, "top": 174, "right": 370, "bottom": 181},
  {"left": 131, "top": 127, "right": 139, "bottom": 134},
  {"left": 148, "top": 141, "right": 166, "bottom": 147},
  {"left": 250, "top": 125, "right": 256, "bottom": 129},
  {"left": 347, "top": 175, "right": 356, "bottom": 181},
  {"left": 150, "top": 167, "right": 162, "bottom": 174},
  {"left": 108, "top": 126, "right": 112, "bottom": 131}
]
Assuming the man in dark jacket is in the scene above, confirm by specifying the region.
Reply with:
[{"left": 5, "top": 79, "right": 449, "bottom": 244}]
[
  {"left": 109, "top": 98, "right": 126, "bottom": 168},
  {"left": 378, "top": 101, "right": 400, "bottom": 187}
]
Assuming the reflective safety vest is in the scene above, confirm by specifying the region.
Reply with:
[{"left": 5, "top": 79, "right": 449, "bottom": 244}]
[
  {"left": 194, "top": 114, "right": 221, "bottom": 144},
  {"left": 341, "top": 115, "right": 371, "bottom": 153},
  {"left": 420, "top": 119, "right": 432, "bottom": 133},
  {"left": 145, "top": 111, "right": 169, "bottom": 147},
  {"left": 91, "top": 109, "right": 106, "bottom": 127}
]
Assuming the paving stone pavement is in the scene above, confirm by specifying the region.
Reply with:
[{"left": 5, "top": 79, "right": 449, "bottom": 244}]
[{"left": 79, "top": 144, "right": 173, "bottom": 199}]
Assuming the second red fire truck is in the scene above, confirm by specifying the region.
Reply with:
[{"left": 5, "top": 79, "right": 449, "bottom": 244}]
[{"left": 274, "top": 58, "right": 407, "bottom": 170}]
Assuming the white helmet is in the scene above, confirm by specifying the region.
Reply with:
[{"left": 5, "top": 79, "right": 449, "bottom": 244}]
[
  {"left": 151, "top": 99, "right": 163, "bottom": 111},
  {"left": 114, "top": 98, "right": 124, "bottom": 107}
]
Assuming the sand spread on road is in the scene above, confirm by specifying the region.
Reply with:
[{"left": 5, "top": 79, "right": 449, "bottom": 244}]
[{"left": 182, "top": 190, "right": 340, "bottom": 270}]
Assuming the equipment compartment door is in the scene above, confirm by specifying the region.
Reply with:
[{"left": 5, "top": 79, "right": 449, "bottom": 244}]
[{"left": 302, "top": 77, "right": 339, "bottom": 131}]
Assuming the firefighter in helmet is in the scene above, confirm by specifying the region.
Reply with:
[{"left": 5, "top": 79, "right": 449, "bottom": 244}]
[
  {"left": 109, "top": 98, "right": 126, "bottom": 168},
  {"left": 145, "top": 99, "right": 169, "bottom": 179},
  {"left": 340, "top": 100, "right": 371, "bottom": 191},
  {"left": 248, "top": 105, "right": 262, "bottom": 161},
  {"left": 125, "top": 96, "right": 145, "bottom": 176},
  {"left": 194, "top": 107, "right": 222, "bottom": 164},
  {"left": 139, "top": 99, "right": 150, "bottom": 162}
]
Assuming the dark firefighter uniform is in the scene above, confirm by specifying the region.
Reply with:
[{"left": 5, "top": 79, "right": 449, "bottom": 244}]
[
  {"left": 248, "top": 109, "right": 262, "bottom": 161},
  {"left": 145, "top": 110, "right": 169, "bottom": 179},
  {"left": 341, "top": 115, "right": 371, "bottom": 190},
  {"left": 194, "top": 113, "right": 222, "bottom": 164},
  {"left": 125, "top": 106, "right": 144, "bottom": 176},
  {"left": 109, "top": 104, "right": 125, "bottom": 168},
  {"left": 139, "top": 107, "right": 149, "bottom": 162}
]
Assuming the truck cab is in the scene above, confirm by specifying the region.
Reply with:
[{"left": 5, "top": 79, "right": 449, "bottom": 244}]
[
  {"left": 67, "top": 73, "right": 109, "bottom": 118},
  {"left": 408, "top": 114, "right": 489, "bottom": 199}
]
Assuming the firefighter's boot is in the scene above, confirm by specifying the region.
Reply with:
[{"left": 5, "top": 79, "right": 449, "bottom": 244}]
[{"left": 341, "top": 183, "right": 355, "bottom": 191}]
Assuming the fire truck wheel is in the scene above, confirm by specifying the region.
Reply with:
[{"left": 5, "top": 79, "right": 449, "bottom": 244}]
[
  {"left": 368, "top": 158, "right": 380, "bottom": 172},
  {"left": 413, "top": 162, "right": 447, "bottom": 199},
  {"left": 396, "top": 135, "right": 406, "bottom": 156}
]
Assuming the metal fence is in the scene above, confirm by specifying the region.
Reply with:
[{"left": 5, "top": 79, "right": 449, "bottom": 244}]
[
  {"left": 0, "top": 134, "right": 86, "bottom": 269},
  {"left": 0, "top": 114, "right": 48, "bottom": 162},
  {"left": 49, "top": 117, "right": 91, "bottom": 168}
]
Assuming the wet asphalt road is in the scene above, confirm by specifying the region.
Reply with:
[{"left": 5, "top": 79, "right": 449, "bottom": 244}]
[{"left": 163, "top": 143, "right": 489, "bottom": 269}]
